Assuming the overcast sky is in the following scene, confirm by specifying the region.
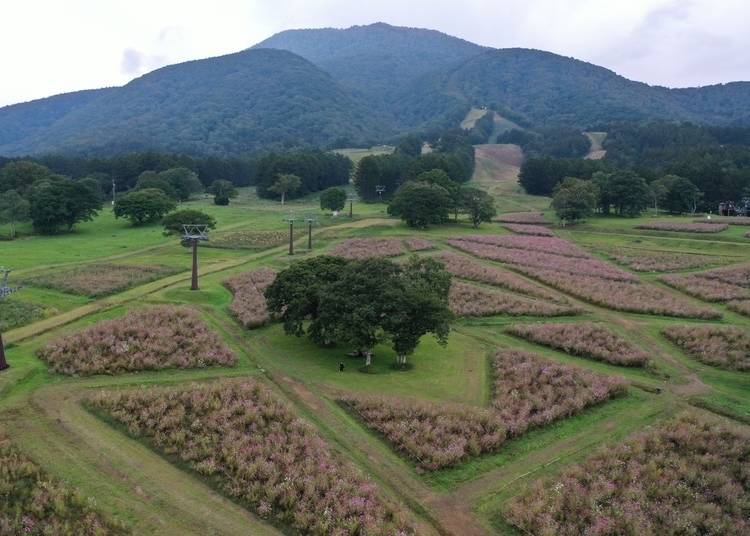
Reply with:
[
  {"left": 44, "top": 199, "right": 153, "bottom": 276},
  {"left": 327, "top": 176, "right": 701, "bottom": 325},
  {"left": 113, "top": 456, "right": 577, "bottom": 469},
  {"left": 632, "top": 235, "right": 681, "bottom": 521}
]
[{"left": 1, "top": 0, "right": 748, "bottom": 107}]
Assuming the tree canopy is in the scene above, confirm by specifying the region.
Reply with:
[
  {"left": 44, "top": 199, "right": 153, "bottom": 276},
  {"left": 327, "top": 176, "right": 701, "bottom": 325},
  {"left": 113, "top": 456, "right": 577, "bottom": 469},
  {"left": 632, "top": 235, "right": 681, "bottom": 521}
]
[
  {"left": 388, "top": 181, "right": 451, "bottom": 228},
  {"left": 319, "top": 187, "right": 347, "bottom": 212},
  {"left": 114, "top": 188, "right": 176, "bottom": 225},
  {"left": 551, "top": 177, "right": 599, "bottom": 225}
]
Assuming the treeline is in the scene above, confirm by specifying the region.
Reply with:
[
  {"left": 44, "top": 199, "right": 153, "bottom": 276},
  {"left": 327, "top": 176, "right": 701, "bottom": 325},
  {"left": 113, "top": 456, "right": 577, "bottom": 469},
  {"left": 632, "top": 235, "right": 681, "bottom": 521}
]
[
  {"left": 355, "top": 130, "right": 476, "bottom": 201},
  {"left": 255, "top": 151, "right": 352, "bottom": 200},
  {"left": 519, "top": 122, "right": 750, "bottom": 212},
  {"left": 498, "top": 128, "right": 591, "bottom": 158}
]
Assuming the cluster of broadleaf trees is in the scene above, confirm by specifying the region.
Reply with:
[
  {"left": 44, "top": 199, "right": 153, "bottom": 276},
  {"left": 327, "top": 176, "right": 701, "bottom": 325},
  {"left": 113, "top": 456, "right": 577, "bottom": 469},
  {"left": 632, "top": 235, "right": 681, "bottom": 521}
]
[{"left": 517, "top": 122, "right": 750, "bottom": 223}]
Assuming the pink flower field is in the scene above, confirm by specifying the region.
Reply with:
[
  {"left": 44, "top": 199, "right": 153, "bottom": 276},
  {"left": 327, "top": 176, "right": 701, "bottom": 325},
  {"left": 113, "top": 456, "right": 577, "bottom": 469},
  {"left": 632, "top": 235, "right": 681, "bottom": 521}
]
[
  {"left": 635, "top": 221, "right": 729, "bottom": 233},
  {"left": 224, "top": 267, "right": 277, "bottom": 328},
  {"left": 662, "top": 325, "right": 750, "bottom": 370},
  {"left": 449, "top": 281, "right": 581, "bottom": 317},
  {"left": 506, "top": 322, "right": 651, "bottom": 366},
  {"left": 91, "top": 381, "right": 413, "bottom": 535},
  {"left": 457, "top": 234, "right": 591, "bottom": 258},
  {"left": 448, "top": 239, "right": 635, "bottom": 281},
  {"left": 694, "top": 216, "right": 750, "bottom": 226},
  {"left": 505, "top": 413, "right": 750, "bottom": 536},
  {"left": 340, "top": 396, "right": 507, "bottom": 471},
  {"left": 728, "top": 299, "right": 750, "bottom": 315},
  {"left": 0, "top": 437, "right": 129, "bottom": 535},
  {"left": 502, "top": 224, "right": 555, "bottom": 236},
  {"left": 27, "top": 263, "right": 178, "bottom": 297},
  {"left": 342, "top": 349, "right": 625, "bottom": 470},
  {"left": 491, "top": 349, "right": 627, "bottom": 435},
  {"left": 330, "top": 238, "right": 405, "bottom": 259},
  {"left": 661, "top": 264, "right": 750, "bottom": 315},
  {"left": 517, "top": 267, "right": 721, "bottom": 319},
  {"left": 38, "top": 306, "right": 236, "bottom": 375},
  {"left": 601, "top": 247, "right": 725, "bottom": 272},
  {"left": 403, "top": 237, "right": 434, "bottom": 251},
  {"left": 495, "top": 212, "right": 549, "bottom": 225},
  {"left": 436, "top": 251, "right": 563, "bottom": 302}
]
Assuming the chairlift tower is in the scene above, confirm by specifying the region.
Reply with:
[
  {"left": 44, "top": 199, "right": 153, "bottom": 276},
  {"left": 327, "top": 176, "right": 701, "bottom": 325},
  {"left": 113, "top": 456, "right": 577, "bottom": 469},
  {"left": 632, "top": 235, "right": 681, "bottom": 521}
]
[
  {"left": 347, "top": 194, "right": 357, "bottom": 219},
  {"left": 181, "top": 225, "right": 209, "bottom": 291},
  {"left": 0, "top": 268, "right": 20, "bottom": 371},
  {"left": 305, "top": 216, "right": 317, "bottom": 250},
  {"left": 284, "top": 213, "right": 297, "bottom": 255},
  {"left": 375, "top": 185, "right": 386, "bottom": 202}
]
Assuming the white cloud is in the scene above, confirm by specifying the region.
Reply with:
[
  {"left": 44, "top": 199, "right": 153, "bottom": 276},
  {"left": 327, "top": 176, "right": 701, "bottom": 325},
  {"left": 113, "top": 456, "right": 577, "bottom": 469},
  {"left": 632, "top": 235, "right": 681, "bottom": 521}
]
[{"left": 0, "top": 0, "right": 748, "bottom": 106}]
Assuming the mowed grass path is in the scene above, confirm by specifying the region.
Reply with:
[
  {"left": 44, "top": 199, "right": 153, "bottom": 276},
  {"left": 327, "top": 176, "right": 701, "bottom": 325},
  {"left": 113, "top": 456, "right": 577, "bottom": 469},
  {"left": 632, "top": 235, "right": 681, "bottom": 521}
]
[{"left": 1, "top": 183, "right": 749, "bottom": 535}]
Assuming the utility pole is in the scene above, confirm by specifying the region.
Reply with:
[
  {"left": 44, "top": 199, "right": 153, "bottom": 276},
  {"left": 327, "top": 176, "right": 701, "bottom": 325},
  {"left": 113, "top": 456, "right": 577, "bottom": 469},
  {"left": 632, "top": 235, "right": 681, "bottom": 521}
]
[
  {"left": 284, "top": 214, "right": 297, "bottom": 255},
  {"left": 305, "top": 216, "right": 317, "bottom": 250},
  {"left": 347, "top": 194, "right": 357, "bottom": 219},
  {"left": 0, "top": 268, "right": 19, "bottom": 372},
  {"left": 375, "top": 185, "right": 386, "bottom": 202},
  {"left": 181, "top": 225, "right": 209, "bottom": 290}
]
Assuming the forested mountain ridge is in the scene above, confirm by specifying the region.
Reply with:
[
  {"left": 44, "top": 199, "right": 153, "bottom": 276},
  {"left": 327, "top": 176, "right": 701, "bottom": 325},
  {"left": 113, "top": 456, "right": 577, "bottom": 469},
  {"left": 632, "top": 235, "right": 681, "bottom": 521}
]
[
  {"left": 1, "top": 22, "right": 749, "bottom": 157},
  {"left": 0, "top": 48, "right": 388, "bottom": 156}
]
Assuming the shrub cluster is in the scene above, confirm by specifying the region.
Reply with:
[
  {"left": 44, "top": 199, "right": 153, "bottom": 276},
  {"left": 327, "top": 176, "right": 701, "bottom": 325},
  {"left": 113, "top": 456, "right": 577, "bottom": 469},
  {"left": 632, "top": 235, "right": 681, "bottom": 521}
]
[
  {"left": 635, "top": 222, "right": 729, "bottom": 233},
  {"left": 0, "top": 437, "right": 129, "bottom": 535},
  {"left": 491, "top": 349, "right": 627, "bottom": 435},
  {"left": 27, "top": 263, "right": 177, "bottom": 297},
  {"left": 505, "top": 413, "right": 750, "bottom": 536},
  {"left": 0, "top": 298, "right": 46, "bottom": 331},
  {"left": 457, "top": 234, "right": 590, "bottom": 258},
  {"left": 495, "top": 212, "right": 549, "bottom": 225},
  {"left": 340, "top": 396, "right": 506, "bottom": 471},
  {"left": 448, "top": 239, "right": 635, "bottom": 281},
  {"left": 728, "top": 299, "right": 750, "bottom": 315},
  {"left": 224, "top": 268, "right": 277, "bottom": 328},
  {"left": 661, "top": 264, "right": 750, "bottom": 316},
  {"left": 521, "top": 267, "right": 720, "bottom": 319},
  {"left": 436, "top": 252, "right": 562, "bottom": 301},
  {"left": 38, "top": 306, "right": 236, "bottom": 375},
  {"left": 507, "top": 322, "right": 651, "bottom": 367},
  {"left": 602, "top": 247, "right": 724, "bottom": 272},
  {"left": 206, "top": 230, "right": 288, "bottom": 250},
  {"left": 694, "top": 216, "right": 750, "bottom": 226},
  {"left": 449, "top": 281, "right": 580, "bottom": 317},
  {"left": 330, "top": 238, "right": 405, "bottom": 260},
  {"left": 662, "top": 325, "right": 750, "bottom": 370},
  {"left": 502, "top": 224, "right": 554, "bottom": 236},
  {"left": 403, "top": 237, "right": 434, "bottom": 251},
  {"left": 91, "top": 382, "right": 413, "bottom": 535}
]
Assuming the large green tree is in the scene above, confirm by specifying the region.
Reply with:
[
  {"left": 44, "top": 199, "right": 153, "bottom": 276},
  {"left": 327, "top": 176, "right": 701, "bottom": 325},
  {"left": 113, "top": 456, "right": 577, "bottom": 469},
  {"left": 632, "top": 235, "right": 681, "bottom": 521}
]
[
  {"left": 135, "top": 171, "right": 177, "bottom": 199},
  {"left": 460, "top": 187, "right": 497, "bottom": 228},
  {"left": 0, "top": 161, "right": 53, "bottom": 196},
  {"left": 28, "top": 178, "right": 102, "bottom": 234},
  {"left": 388, "top": 181, "right": 451, "bottom": 228},
  {"left": 319, "top": 187, "right": 347, "bottom": 212},
  {"left": 160, "top": 167, "right": 204, "bottom": 201},
  {"left": 551, "top": 177, "right": 599, "bottom": 225},
  {"left": 208, "top": 180, "right": 238, "bottom": 205},
  {"left": 114, "top": 188, "right": 176, "bottom": 225},
  {"left": 162, "top": 209, "right": 216, "bottom": 235},
  {"left": 0, "top": 189, "right": 30, "bottom": 239},
  {"left": 268, "top": 174, "right": 302, "bottom": 206}
]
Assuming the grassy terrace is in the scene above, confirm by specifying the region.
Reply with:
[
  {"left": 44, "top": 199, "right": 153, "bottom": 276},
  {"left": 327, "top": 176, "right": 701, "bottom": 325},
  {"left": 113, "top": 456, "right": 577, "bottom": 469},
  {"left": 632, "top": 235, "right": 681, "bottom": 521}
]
[{"left": 1, "top": 177, "right": 748, "bottom": 535}]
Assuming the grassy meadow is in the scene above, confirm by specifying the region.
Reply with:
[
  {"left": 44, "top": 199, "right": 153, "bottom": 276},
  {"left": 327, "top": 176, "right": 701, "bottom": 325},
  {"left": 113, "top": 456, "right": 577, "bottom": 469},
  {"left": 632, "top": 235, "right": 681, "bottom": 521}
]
[{"left": 1, "top": 145, "right": 749, "bottom": 535}]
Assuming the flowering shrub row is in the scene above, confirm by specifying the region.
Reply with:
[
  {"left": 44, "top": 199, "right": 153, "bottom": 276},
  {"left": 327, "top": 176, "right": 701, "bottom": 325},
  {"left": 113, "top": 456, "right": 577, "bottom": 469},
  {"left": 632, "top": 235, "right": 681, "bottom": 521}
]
[
  {"left": 449, "top": 282, "right": 580, "bottom": 317},
  {"left": 27, "top": 263, "right": 177, "bottom": 297},
  {"left": 0, "top": 437, "right": 129, "bottom": 535},
  {"left": 661, "top": 273, "right": 750, "bottom": 302},
  {"left": 340, "top": 396, "right": 506, "bottom": 471},
  {"left": 91, "top": 381, "right": 413, "bottom": 535},
  {"left": 518, "top": 267, "right": 720, "bottom": 319},
  {"left": 38, "top": 306, "right": 236, "bottom": 375},
  {"left": 728, "top": 299, "right": 750, "bottom": 316},
  {"left": 436, "top": 252, "right": 562, "bottom": 302},
  {"left": 342, "top": 350, "right": 624, "bottom": 470},
  {"left": 694, "top": 216, "right": 750, "bottom": 226},
  {"left": 506, "top": 322, "right": 650, "bottom": 366},
  {"left": 448, "top": 239, "right": 636, "bottom": 281},
  {"left": 403, "top": 237, "right": 434, "bottom": 251},
  {"left": 457, "top": 234, "right": 590, "bottom": 258},
  {"left": 495, "top": 212, "right": 549, "bottom": 224},
  {"left": 206, "top": 230, "right": 288, "bottom": 249},
  {"left": 601, "top": 247, "right": 723, "bottom": 272},
  {"left": 330, "top": 238, "right": 405, "bottom": 260},
  {"left": 491, "top": 349, "right": 627, "bottom": 435},
  {"left": 698, "top": 263, "right": 750, "bottom": 288},
  {"left": 503, "top": 224, "right": 554, "bottom": 236},
  {"left": 635, "top": 222, "right": 729, "bottom": 233},
  {"left": 505, "top": 413, "right": 750, "bottom": 536},
  {"left": 0, "top": 298, "right": 46, "bottom": 331},
  {"left": 662, "top": 325, "right": 750, "bottom": 370},
  {"left": 224, "top": 268, "right": 277, "bottom": 328}
]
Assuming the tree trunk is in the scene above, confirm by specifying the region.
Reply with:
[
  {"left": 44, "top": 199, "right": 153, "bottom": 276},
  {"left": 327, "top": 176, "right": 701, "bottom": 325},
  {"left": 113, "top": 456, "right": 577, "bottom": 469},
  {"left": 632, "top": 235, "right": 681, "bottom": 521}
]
[
  {"left": 364, "top": 350, "right": 372, "bottom": 367},
  {"left": 9, "top": 220, "right": 15, "bottom": 240},
  {"left": 0, "top": 332, "right": 9, "bottom": 371},
  {"left": 281, "top": 192, "right": 285, "bottom": 206}
]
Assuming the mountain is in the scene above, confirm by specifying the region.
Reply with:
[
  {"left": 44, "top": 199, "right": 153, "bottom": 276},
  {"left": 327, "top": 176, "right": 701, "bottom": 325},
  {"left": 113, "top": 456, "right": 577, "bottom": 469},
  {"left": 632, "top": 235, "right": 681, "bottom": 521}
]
[
  {"left": 0, "top": 48, "right": 387, "bottom": 156},
  {"left": 1, "top": 22, "right": 749, "bottom": 157},
  {"left": 253, "top": 22, "right": 484, "bottom": 111}
]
